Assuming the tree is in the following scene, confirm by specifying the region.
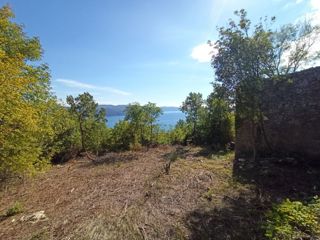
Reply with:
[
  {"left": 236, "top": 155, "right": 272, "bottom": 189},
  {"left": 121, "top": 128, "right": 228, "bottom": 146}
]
[
  {"left": 66, "top": 92, "right": 106, "bottom": 152},
  {"left": 111, "top": 120, "right": 132, "bottom": 151},
  {"left": 169, "top": 120, "right": 190, "bottom": 145},
  {"left": 125, "top": 103, "right": 146, "bottom": 146},
  {"left": 0, "top": 6, "right": 53, "bottom": 177},
  {"left": 212, "top": 9, "right": 320, "bottom": 158},
  {"left": 270, "top": 21, "right": 320, "bottom": 75},
  {"left": 42, "top": 99, "right": 81, "bottom": 163},
  {"left": 212, "top": 10, "right": 275, "bottom": 158},
  {"left": 125, "top": 102, "right": 162, "bottom": 147},
  {"left": 181, "top": 92, "right": 204, "bottom": 142},
  {"left": 206, "top": 84, "right": 234, "bottom": 148},
  {"left": 143, "top": 102, "right": 162, "bottom": 145}
]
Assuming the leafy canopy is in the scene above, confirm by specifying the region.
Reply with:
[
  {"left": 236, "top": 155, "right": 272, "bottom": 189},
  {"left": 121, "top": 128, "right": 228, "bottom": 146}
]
[{"left": 0, "top": 6, "right": 53, "bottom": 177}]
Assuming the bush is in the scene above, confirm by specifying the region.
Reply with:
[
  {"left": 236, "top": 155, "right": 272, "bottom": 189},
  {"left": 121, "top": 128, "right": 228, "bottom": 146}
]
[
  {"left": 205, "top": 94, "right": 235, "bottom": 148},
  {"left": 83, "top": 120, "right": 111, "bottom": 154},
  {"left": 265, "top": 197, "right": 320, "bottom": 240},
  {"left": 155, "top": 130, "right": 170, "bottom": 145},
  {"left": 169, "top": 120, "right": 190, "bottom": 145},
  {"left": 45, "top": 101, "right": 81, "bottom": 163},
  {"left": 111, "top": 120, "right": 133, "bottom": 151}
]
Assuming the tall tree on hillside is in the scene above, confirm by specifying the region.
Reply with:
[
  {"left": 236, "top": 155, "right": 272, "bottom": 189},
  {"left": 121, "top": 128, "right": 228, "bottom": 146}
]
[
  {"left": 125, "top": 103, "right": 145, "bottom": 145},
  {"left": 66, "top": 92, "right": 106, "bottom": 152},
  {"left": 143, "top": 102, "right": 162, "bottom": 145},
  {"left": 0, "top": 6, "right": 53, "bottom": 177},
  {"left": 181, "top": 92, "right": 204, "bottom": 142},
  {"left": 125, "top": 102, "right": 162, "bottom": 146}
]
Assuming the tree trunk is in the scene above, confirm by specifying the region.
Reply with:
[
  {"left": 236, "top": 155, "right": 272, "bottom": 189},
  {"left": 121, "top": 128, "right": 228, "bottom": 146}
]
[
  {"left": 150, "top": 124, "right": 153, "bottom": 146},
  {"left": 193, "top": 121, "right": 196, "bottom": 143},
  {"left": 79, "top": 116, "right": 85, "bottom": 152}
]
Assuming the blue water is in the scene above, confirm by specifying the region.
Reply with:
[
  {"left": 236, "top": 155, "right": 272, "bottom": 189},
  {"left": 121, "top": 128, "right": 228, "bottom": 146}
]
[{"left": 106, "top": 111, "right": 185, "bottom": 130}]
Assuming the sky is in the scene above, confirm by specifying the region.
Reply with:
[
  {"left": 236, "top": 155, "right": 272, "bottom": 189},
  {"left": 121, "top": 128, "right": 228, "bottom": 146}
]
[{"left": 1, "top": 0, "right": 319, "bottom": 106}]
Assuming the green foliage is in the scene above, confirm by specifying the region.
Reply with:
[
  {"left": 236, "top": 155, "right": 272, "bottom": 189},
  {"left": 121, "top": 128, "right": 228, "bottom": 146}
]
[
  {"left": 37, "top": 99, "right": 81, "bottom": 163},
  {"left": 0, "top": 6, "right": 54, "bottom": 177},
  {"left": 179, "top": 86, "right": 234, "bottom": 148},
  {"left": 213, "top": 9, "right": 273, "bottom": 113},
  {"left": 125, "top": 103, "right": 145, "bottom": 145},
  {"left": 66, "top": 92, "right": 107, "bottom": 153},
  {"left": 111, "top": 120, "right": 132, "bottom": 151},
  {"left": 154, "top": 129, "right": 171, "bottom": 145},
  {"left": 181, "top": 92, "right": 204, "bottom": 143},
  {"left": 6, "top": 201, "right": 23, "bottom": 217},
  {"left": 85, "top": 120, "right": 111, "bottom": 154},
  {"left": 143, "top": 102, "right": 162, "bottom": 145},
  {"left": 124, "top": 102, "right": 163, "bottom": 148},
  {"left": 271, "top": 21, "right": 320, "bottom": 75},
  {"left": 169, "top": 120, "right": 190, "bottom": 144},
  {"left": 205, "top": 84, "right": 235, "bottom": 148},
  {"left": 212, "top": 9, "right": 320, "bottom": 157},
  {"left": 265, "top": 197, "right": 320, "bottom": 240}
]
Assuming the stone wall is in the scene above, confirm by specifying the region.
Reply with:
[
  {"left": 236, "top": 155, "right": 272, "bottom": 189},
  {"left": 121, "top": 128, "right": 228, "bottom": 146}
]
[{"left": 235, "top": 67, "right": 320, "bottom": 161}]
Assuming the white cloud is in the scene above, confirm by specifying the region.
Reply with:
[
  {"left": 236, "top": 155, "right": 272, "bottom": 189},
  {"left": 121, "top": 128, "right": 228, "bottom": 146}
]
[
  {"left": 289, "top": 0, "right": 320, "bottom": 69},
  {"left": 299, "top": 0, "right": 320, "bottom": 25},
  {"left": 56, "top": 79, "right": 131, "bottom": 96},
  {"left": 310, "top": 0, "right": 320, "bottom": 9},
  {"left": 191, "top": 42, "right": 217, "bottom": 63},
  {"left": 310, "top": 0, "right": 320, "bottom": 66},
  {"left": 309, "top": 0, "right": 320, "bottom": 25},
  {"left": 56, "top": 79, "right": 95, "bottom": 89},
  {"left": 284, "top": 0, "right": 304, "bottom": 8}
]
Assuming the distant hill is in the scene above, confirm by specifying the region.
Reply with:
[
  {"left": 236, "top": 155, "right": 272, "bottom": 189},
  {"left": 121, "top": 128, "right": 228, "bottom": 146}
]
[
  {"left": 98, "top": 105, "right": 180, "bottom": 116},
  {"left": 98, "top": 105, "right": 127, "bottom": 116}
]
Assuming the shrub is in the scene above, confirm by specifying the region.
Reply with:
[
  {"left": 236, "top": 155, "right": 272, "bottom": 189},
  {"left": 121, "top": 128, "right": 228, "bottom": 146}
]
[
  {"left": 265, "top": 197, "right": 320, "bottom": 240},
  {"left": 111, "top": 120, "right": 133, "bottom": 151},
  {"left": 155, "top": 130, "right": 170, "bottom": 145},
  {"left": 83, "top": 120, "right": 111, "bottom": 154},
  {"left": 169, "top": 120, "right": 190, "bottom": 145}
]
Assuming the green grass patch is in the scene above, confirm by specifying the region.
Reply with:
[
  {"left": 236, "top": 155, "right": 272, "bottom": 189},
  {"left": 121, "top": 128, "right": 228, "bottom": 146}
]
[{"left": 6, "top": 201, "right": 23, "bottom": 217}]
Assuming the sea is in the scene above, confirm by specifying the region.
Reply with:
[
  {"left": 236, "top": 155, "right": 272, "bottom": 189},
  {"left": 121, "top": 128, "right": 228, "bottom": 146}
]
[{"left": 106, "top": 111, "right": 185, "bottom": 131}]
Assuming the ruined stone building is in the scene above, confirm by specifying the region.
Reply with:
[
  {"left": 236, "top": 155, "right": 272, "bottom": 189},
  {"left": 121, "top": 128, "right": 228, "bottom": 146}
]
[{"left": 236, "top": 67, "right": 320, "bottom": 161}]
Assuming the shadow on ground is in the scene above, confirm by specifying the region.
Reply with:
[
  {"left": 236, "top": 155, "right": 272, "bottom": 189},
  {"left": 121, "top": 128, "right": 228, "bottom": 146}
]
[
  {"left": 185, "top": 152, "right": 320, "bottom": 240},
  {"left": 233, "top": 157, "right": 320, "bottom": 202},
  {"left": 161, "top": 145, "right": 190, "bottom": 161},
  {"left": 192, "top": 146, "right": 233, "bottom": 160},
  {"left": 186, "top": 194, "right": 266, "bottom": 240},
  {"left": 78, "top": 152, "right": 140, "bottom": 168}
]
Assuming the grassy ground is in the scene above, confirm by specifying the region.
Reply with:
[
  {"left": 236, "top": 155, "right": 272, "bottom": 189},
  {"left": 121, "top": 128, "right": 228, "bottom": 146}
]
[{"left": 0, "top": 145, "right": 319, "bottom": 240}]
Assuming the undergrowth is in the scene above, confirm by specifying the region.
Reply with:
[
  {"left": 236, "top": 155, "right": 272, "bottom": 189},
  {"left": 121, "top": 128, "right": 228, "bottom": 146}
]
[{"left": 265, "top": 197, "right": 320, "bottom": 239}]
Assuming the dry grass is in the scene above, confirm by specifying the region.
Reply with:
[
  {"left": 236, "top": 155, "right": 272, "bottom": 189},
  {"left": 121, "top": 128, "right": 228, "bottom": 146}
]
[{"left": 0, "top": 145, "right": 272, "bottom": 240}]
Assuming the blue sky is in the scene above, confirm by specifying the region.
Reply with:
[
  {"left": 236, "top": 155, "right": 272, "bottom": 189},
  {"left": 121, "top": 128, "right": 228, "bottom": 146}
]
[{"left": 2, "top": 0, "right": 318, "bottom": 106}]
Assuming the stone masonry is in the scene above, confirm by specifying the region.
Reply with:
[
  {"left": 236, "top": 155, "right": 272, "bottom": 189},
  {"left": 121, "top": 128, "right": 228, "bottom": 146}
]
[{"left": 235, "top": 67, "right": 320, "bottom": 161}]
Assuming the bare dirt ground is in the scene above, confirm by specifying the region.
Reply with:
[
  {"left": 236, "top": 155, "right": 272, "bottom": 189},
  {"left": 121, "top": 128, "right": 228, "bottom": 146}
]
[{"left": 1, "top": 145, "right": 319, "bottom": 240}]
